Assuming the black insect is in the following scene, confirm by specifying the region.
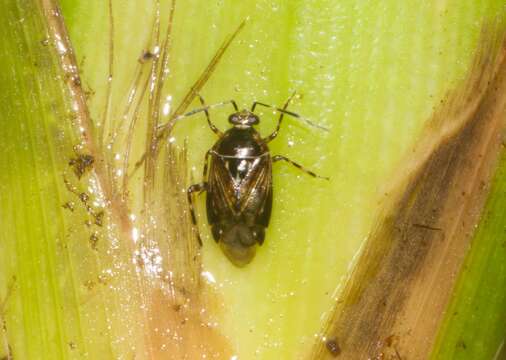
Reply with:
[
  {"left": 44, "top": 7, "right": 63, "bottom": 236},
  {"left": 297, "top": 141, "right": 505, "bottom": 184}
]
[{"left": 166, "top": 94, "right": 328, "bottom": 266}]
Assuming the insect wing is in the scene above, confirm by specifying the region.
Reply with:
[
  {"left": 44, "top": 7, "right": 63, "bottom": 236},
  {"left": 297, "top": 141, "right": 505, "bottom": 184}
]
[
  {"left": 207, "top": 154, "right": 272, "bottom": 226},
  {"left": 237, "top": 156, "right": 272, "bottom": 226},
  {"left": 207, "top": 155, "right": 240, "bottom": 222}
]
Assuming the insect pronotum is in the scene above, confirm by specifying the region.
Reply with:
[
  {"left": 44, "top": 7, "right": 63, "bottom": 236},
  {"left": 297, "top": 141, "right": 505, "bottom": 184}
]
[{"left": 159, "top": 93, "right": 328, "bottom": 266}]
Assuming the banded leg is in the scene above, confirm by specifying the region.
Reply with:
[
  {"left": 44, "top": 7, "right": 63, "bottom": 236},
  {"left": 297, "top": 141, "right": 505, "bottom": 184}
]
[
  {"left": 272, "top": 155, "right": 329, "bottom": 180},
  {"left": 264, "top": 92, "right": 297, "bottom": 143},
  {"left": 187, "top": 182, "right": 207, "bottom": 246},
  {"left": 203, "top": 150, "right": 211, "bottom": 180},
  {"left": 197, "top": 94, "right": 222, "bottom": 136}
]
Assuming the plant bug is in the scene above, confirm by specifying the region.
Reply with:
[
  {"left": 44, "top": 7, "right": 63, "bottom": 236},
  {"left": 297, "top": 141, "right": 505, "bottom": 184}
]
[{"left": 160, "top": 93, "right": 328, "bottom": 266}]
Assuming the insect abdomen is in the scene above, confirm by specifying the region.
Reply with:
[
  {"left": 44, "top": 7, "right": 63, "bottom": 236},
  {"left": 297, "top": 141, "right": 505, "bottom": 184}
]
[{"left": 214, "top": 223, "right": 266, "bottom": 266}]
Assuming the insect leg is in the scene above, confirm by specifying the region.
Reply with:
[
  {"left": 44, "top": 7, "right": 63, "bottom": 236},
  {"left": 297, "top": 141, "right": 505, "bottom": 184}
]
[
  {"left": 197, "top": 95, "right": 223, "bottom": 136},
  {"left": 203, "top": 150, "right": 211, "bottom": 180},
  {"left": 187, "top": 182, "right": 208, "bottom": 246},
  {"left": 272, "top": 155, "right": 329, "bottom": 180},
  {"left": 264, "top": 92, "right": 297, "bottom": 143}
]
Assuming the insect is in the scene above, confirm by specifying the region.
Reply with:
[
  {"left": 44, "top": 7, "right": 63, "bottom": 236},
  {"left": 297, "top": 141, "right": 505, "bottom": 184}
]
[{"left": 163, "top": 93, "right": 328, "bottom": 266}]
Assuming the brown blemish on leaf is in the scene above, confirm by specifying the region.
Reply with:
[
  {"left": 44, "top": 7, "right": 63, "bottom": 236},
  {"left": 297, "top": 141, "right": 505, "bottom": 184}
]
[
  {"left": 325, "top": 338, "right": 341, "bottom": 357},
  {"left": 89, "top": 233, "right": 99, "bottom": 250},
  {"left": 62, "top": 201, "right": 75, "bottom": 212},
  {"left": 68, "top": 153, "right": 94, "bottom": 179},
  {"left": 63, "top": 178, "right": 105, "bottom": 228},
  {"left": 93, "top": 211, "right": 104, "bottom": 226},
  {"left": 83, "top": 280, "right": 95, "bottom": 291},
  {"left": 311, "top": 26, "right": 506, "bottom": 360}
]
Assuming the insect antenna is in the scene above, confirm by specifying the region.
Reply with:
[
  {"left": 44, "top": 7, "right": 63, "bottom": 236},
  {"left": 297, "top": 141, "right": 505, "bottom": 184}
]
[
  {"left": 251, "top": 101, "right": 329, "bottom": 132},
  {"left": 157, "top": 100, "right": 239, "bottom": 132}
]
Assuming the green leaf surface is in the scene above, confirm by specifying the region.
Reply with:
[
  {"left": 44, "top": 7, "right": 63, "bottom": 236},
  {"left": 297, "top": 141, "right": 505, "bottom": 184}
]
[
  {"left": 432, "top": 149, "right": 506, "bottom": 360},
  {"left": 0, "top": 1, "right": 83, "bottom": 359}
]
